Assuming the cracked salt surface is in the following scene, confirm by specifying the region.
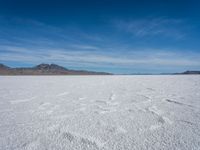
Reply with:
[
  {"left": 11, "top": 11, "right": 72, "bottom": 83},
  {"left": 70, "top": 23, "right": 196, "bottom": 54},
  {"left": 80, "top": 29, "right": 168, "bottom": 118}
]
[{"left": 0, "top": 75, "right": 200, "bottom": 150}]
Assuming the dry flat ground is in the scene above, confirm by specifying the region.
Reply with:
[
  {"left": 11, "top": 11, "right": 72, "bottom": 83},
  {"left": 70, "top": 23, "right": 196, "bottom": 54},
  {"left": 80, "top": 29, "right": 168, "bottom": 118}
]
[{"left": 0, "top": 75, "right": 200, "bottom": 150}]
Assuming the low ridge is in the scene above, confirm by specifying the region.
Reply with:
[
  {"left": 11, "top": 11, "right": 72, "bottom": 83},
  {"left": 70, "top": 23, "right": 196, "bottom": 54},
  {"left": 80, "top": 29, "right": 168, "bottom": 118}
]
[{"left": 0, "top": 63, "right": 112, "bottom": 75}]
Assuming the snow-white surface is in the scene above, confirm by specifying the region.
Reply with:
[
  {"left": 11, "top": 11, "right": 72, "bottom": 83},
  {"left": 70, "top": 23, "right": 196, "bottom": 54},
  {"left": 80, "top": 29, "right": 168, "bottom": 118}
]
[{"left": 0, "top": 75, "right": 200, "bottom": 150}]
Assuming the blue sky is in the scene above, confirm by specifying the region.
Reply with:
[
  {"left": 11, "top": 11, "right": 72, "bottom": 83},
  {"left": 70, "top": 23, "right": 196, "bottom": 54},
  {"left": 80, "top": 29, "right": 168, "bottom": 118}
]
[{"left": 0, "top": 0, "right": 200, "bottom": 74}]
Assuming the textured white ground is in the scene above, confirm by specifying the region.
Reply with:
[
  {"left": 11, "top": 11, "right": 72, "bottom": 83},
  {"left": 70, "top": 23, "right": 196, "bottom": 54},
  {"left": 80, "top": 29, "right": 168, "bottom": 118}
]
[{"left": 0, "top": 75, "right": 200, "bottom": 150}]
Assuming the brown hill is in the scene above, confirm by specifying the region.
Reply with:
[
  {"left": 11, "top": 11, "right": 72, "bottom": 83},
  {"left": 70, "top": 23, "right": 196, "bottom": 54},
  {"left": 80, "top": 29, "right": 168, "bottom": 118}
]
[{"left": 0, "top": 63, "right": 112, "bottom": 75}]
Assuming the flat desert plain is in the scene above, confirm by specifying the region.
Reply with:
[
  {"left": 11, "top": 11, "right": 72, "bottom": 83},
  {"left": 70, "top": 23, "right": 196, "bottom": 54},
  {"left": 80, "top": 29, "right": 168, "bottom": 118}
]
[{"left": 0, "top": 75, "right": 200, "bottom": 150}]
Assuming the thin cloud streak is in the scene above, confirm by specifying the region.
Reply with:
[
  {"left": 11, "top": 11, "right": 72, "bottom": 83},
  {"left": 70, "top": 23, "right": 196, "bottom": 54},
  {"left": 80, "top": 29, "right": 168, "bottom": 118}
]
[
  {"left": 114, "top": 17, "right": 185, "bottom": 39},
  {"left": 0, "top": 17, "right": 103, "bottom": 47}
]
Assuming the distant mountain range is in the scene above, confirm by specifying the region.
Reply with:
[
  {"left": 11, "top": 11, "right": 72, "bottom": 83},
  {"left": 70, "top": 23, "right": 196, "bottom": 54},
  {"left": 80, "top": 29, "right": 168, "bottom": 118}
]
[
  {"left": 0, "top": 63, "right": 199, "bottom": 75},
  {"left": 174, "top": 71, "right": 200, "bottom": 75},
  {"left": 0, "top": 63, "right": 112, "bottom": 75}
]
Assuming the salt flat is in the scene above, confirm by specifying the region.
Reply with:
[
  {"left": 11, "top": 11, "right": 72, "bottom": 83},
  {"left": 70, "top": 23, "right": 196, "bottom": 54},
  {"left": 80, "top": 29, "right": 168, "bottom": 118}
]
[{"left": 0, "top": 75, "right": 200, "bottom": 150}]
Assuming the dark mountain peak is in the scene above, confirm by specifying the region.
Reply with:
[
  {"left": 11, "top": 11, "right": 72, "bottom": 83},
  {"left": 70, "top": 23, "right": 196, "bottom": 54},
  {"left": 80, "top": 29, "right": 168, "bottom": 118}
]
[
  {"left": 34, "top": 63, "right": 67, "bottom": 71},
  {"left": 182, "top": 70, "right": 200, "bottom": 74},
  {"left": 34, "top": 63, "right": 51, "bottom": 70},
  {"left": 0, "top": 64, "right": 10, "bottom": 69},
  {"left": 50, "top": 64, "right": 68, "bottom": 70}
]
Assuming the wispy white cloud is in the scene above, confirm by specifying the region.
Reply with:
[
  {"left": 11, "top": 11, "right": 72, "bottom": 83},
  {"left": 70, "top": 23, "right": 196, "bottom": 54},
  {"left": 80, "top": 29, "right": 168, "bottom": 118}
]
[
  {"left": 0, "top": 17, "right": 103, "bottom": 47},
  {"left": 1, "top": 45, "right": 200, "bottom": 71},
  {"left": 114, "top": 17, "right": 185, "bottom": 39}
]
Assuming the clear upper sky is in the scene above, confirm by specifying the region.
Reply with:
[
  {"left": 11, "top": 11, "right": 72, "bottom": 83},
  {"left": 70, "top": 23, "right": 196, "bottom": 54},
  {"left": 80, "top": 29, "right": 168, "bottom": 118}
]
[{"left": 0, "top": 0, "right": 200, "bottom": 74}]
